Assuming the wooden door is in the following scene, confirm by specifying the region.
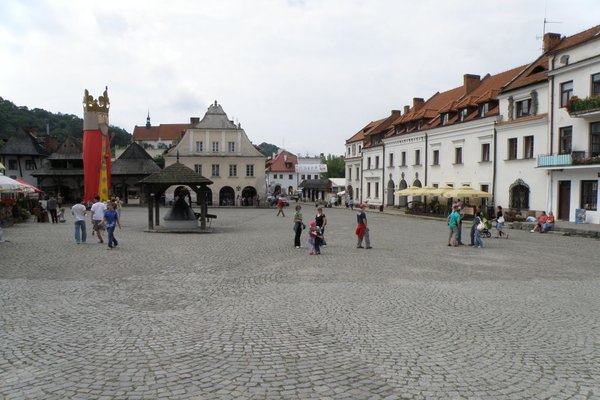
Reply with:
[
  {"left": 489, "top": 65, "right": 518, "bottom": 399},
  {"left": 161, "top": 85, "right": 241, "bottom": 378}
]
[{"left": 558, "top": 181, "right": 571, "bottom": 220}]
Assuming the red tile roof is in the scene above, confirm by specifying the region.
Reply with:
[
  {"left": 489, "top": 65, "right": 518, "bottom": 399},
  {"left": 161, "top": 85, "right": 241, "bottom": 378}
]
[
  {"left": 550, "top": 24, "right": 600, "bottom": 53},
  {"left": 346, "top": 118, "right": 385, "bottom": 144},
  {"left": 265, "top": 150, "right": 298, "bottom": 173},
  {"left": 132, "top": 124, "right": 191, "bottom": 141}
]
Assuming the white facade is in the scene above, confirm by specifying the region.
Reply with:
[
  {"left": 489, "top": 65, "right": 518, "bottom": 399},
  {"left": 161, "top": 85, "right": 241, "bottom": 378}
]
[
  {"left": 495, "top": 81, "right": 550, "bottom": 214},
  {"left": 361, "top": 145, "right": 384, "bottom": 206},
  {"left": 386, "top": 132, "right": 426, "bottom": 206},
  {"left": 344, "top": 141, "right": 362, "bottom": 201},
  {"left": 542, "top": 38, "right": 600, "bottom": 223},
  {"left": 165, "top": 102, "right": 266, "bottom": 206}
]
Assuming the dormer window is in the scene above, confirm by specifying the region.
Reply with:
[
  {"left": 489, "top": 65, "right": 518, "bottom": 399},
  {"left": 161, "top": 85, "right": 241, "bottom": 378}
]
[
  {"left": 442, "top": 113, "right": 449, "bottom": 125},
  {"left": 459, "top": 108, "right": 468, "bottom": 121},
  {"left": 516, "top": 99, "right": 531, "bottom": 118},
  {"left": 479, "top": 103, "right": 489, "bottom": 117}
]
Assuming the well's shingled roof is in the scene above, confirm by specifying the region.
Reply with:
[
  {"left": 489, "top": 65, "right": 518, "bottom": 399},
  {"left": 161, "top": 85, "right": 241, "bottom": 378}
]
[{"left": 138, "top": 162, "right": 213, "bottom": 185}]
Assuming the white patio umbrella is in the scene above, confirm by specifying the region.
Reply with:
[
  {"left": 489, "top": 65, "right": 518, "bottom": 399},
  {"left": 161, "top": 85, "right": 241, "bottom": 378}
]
[
  {"left": 443, "top": 185, "right": 492, "bottom": 199},
  {"left": 0, "top": 175, "right": 29, "bottom": 193}
]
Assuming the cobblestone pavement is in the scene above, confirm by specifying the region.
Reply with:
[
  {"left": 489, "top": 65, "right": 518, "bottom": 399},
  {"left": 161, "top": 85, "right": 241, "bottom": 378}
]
[{"left": 1, "top": 205, "right": 599, "bottom": 400}]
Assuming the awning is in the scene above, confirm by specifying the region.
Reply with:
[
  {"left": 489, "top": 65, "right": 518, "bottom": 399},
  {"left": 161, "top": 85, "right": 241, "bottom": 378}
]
[{"left": 15, "top": 178, "right": 42, "bottom": 193}]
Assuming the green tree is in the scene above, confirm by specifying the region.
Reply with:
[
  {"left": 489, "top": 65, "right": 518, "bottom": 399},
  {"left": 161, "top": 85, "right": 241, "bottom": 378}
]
[
  {"left": 321, "top": 154, "right": 345, "bottom": 178},
  {"left": 258, "top": 142, "right": 279, "bottom": 157}
]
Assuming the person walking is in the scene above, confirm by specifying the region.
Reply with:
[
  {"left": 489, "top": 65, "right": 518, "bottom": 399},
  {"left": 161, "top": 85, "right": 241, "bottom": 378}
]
[
  {"left": 90, "top": 195, "right": 107, "bottom": 243},
  {"left": 473, "top": 212, "right": 485, "bottom": 249},
  {"left": 47, "top": 195, "right": 58, "bottom": 223},
  {"left": 494, "top": 205, "right": 509, "bottom": 239},
  {"left": 315, "top": 207, "right": 328, "bottom": 246},
  {"left": 71, "top": 197, "right": 87, "bottom": 244},
  {"left": 469, "top": 205, "right": 478, "bottom": 246},
  {"left": 355, "top": 203, "right": 371, "bottom": 249},
  {"left": 101, "top": 202, "right": 121, "bottom": 249},
  {"left": 292, "top": 204, "right": 303, "bottom": 248},
  {"left": 276, "top": 197, "right": 285, "bottom": 217},
  {"left": 447, "top": 205, "right": 461, "bottom": 246}
]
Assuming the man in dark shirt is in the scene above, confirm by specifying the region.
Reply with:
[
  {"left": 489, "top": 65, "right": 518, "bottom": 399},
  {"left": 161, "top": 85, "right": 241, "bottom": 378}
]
[{"left": 355, "top": 204, "right": 372, "bottom": 249}]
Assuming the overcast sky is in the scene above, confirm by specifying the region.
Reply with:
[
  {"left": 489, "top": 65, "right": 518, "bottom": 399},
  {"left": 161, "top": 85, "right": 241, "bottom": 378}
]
[{"left": 1, "top": 0, "right": 600, "bottom": 156}]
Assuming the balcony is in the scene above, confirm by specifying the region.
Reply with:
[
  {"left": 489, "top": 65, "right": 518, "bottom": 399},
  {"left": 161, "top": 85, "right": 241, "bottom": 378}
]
[
  {"left": 568, "top": 96, "right": 600, "bottom": 118},
  {"left": 537, "top": 151, "right": 600, "bottom": 168}
]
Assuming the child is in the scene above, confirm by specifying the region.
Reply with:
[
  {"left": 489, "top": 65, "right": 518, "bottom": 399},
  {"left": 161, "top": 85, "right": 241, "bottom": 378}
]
[
  {"left": 101, "top": 202, "right": 121, "bottom": 249},
  {"left": 308, "top": 221, "right": 323, "bottom": 255}
]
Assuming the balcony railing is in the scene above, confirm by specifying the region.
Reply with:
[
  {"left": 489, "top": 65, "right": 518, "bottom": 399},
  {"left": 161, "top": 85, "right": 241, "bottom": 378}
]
[
  {"left": 568, "top": 96, "right": 600, "bottom": 117},
  {"left": 538, "top": 151, "right": 600, "bottom": 167}
]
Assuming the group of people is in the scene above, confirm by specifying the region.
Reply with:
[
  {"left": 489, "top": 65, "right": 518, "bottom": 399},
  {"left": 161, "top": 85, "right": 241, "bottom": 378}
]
[
  {"left": 289, "top": 203, "right": 372, "bottom": 254},
  {"left": 448, "top": 203, "right": 509, "bottom": 248},
  {"left": 530, "top": 211, "right": 555, "bottom": 233},
  {"left": 71, "top": 195, "right": 122, "bottom": 249}
]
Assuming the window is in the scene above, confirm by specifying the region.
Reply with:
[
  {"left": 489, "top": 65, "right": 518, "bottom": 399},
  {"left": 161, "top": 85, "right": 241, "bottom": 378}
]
[
  {"left": 508, "top": 138, "right": 518, "bottom": 160},
  {"left": 432, "top": 150, "right": 440, "bottom": 165},
  {"left": 7, "top": 160, "right": 17, "bottom": 170},
  {"left": 559, "top": 126, "right": 572, "bottom": 154},
  {"left": 358, "top": 145, "right": 362, "bottom": 154},
  {"left": 367, "top": 157, "right": 371, "bottom": 169},
  {"left": 414, "top": 150, "right": 421, "bottom": 165},
  {"left": 279, "top": 174, "right": 283, "bottom": 179},
  {"left": 375, "top": 182, "right": 379, "bottom": 198},
  {"left": 367, "top": 182, "right": 371, "bottom": 198},
  {"left": 401, "top": 152, "right": 406, "bottom": 166},
  {"left": 459, "top": 108, "right": 468, "bottom": 121},
  {"left": 194, "top": 164, "right": 202, "bottom": 175},
  {"left": 211, "top": 164, "right": 220, "bottom": 177},
  {"left": 389, "top": 153, "right": 394, "bottom": 167},
  {"left": 591, "top": 122, "right": 600, "bottom": 157},
  {"left": 246, "top": 164, "right": 254, "bottom": 177},
  {"left": 229, "top": 164, "right": 237, "bottom": 177},
  {"left": 479, "top": 103, "right": 489, "bottom": 117},
  {"left": 516, "top": 99, "right": 531, "bottom": 117},
  {"left": 375, "top": 156, "right": 379, "bottom": 169},
  {"left": 581, "top": 181, "right": 598, "bottom": 211},
  {"left": 212, "top": 141, "right": 219, "bottom": 152},
  {"left": 348, "top": 167, "right": 352, "bottom": 180},
  {"left": 288, "top": 174, "right": 293, "bottom": 180},
  {"left": 560, "top": 81, "right": 573, "bottom": 107},
  {"left": 301, "top": 174, "right": 305, "bottom": 180},
  {"left": 347, "top": 147, "right": 351, "bottom": 156},
  {"left": 25, "top": 160, "right": 36, "bottom": 170},
  {"left": 524, "top": 136, "right": 534, "bottom": 159},
  {"left": 511, "top": 184, "right": 530, "bottom": 210},
  {"left": 195, "top": 141, "right": 203, "bottom": 152},
  {"left": 228, "top": 141, "right": 235, "bottom": 152},
  {"left": 355, "top": 167, "right": 359, "bottom": 180},
  {"left": 454, "top": 147, "right": 463, "bottom": 164},
  {"left": 481, "top": 143, "right": 490, "bottom": 162},
  {"left": 592, "top": 73, "right": 600, "bottom": 97},
  {"left": 442, "top": 113, "right": 449, "bottom": 125}
]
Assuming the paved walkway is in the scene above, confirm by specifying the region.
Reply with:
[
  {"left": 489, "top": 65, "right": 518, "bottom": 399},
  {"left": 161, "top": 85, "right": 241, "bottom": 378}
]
[{"left": 0, "top": 205, "right": 598, "bottom": 399}]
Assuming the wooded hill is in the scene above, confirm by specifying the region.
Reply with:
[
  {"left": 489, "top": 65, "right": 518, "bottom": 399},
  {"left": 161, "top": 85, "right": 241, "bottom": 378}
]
[{"left": 0, "top": 97, "right": 132, "bottom": 148}]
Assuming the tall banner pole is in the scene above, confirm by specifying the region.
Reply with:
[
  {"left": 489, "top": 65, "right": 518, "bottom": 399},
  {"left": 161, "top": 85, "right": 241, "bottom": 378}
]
[{"left": 82, "top": 87, "right": 111, "bottom": 203}]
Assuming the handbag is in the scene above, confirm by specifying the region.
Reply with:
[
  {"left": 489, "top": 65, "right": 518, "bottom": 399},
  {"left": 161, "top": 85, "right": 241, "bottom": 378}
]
[
  {"left": 476, "top": 222, "right": 485, "bottom": 231},
  {"left": 497, "top": 216, "right": 505, "bottom": 223}
]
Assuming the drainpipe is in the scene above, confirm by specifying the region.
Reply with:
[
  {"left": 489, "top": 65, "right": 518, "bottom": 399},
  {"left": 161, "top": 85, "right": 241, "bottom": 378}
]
[
  {"left": 424, "top": 132, "right": 428, "bottom": 185},
  {"left": 549, "top": 56, "right": 556, "bottom": 155},
  {"left": 492, "top": 123, "right": 497, "bottom": 209},
  {"left": 360, "top": 152, "right": 363, "bottom": 203},
  {"left": 381, "top": 142, "right": 385, "bottom": 211}
]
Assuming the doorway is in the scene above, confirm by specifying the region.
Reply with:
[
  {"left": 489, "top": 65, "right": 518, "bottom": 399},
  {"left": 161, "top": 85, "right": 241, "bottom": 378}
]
[{"left": 558, "top": 180, "right": 571, "bottom": 220}]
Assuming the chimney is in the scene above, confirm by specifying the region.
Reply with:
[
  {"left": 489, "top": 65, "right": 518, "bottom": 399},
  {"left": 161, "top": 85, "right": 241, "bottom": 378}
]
[
  {"left": 463, "top": 74, "right": 481, "bottom": 94},
  {"left": 403, "top": 105, "right": 410, "bottom": 115},
  {"left": 413, "top": 98, "right": 425, "bottom": 111},
  {"left": 543, "top": 32, "right": 562, "bottom": 52},
  {"left": 391, "top": 109, "right": 402, "bottom": 118},
  {"left": 190, "top": 117, "right": 200, "bottom": 124}
]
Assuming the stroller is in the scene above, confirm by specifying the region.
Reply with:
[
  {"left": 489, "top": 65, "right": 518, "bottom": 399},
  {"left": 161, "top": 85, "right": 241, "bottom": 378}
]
[{"left": 479, "top": 216, "right": 492, "bottom": 238}]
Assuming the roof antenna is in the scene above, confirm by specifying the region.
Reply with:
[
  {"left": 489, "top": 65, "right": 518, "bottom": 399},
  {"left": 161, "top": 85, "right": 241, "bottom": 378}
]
[{"left": 537, "top": 3, "right": 561, "bottom": 52}]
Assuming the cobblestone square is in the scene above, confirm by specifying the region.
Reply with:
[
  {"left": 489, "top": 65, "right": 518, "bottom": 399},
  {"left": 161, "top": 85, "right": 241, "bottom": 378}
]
[{"left": 1, "top": 205, "right": 598, "bottom": 399}]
